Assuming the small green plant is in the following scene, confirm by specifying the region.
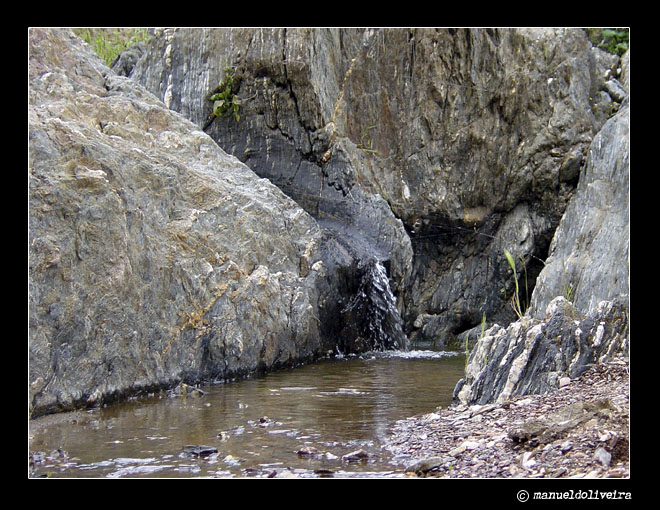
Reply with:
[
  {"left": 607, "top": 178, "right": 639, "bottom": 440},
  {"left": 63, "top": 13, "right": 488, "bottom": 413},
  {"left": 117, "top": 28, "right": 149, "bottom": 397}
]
[
  {"left": 207, "top": 67, "right": 240, "bottom": 123},
  {"left": 464, "top": 331, "right": 470, "bottom": 373},
  {"left": 479, "top": 311, "right": 488, "bottom": 365},
  {"left": 504, "top": 249, "right": 524, "bottom": 319},
  {"left": 74, "top": 28, "right": 151, "bottom": 67},
  {"left": 564, "top": 283, "right": 575, "bottom": 302},
  {"left": 599, "top": 28, "right": 629, "bottom": 57},
  {"left": 584, "top": 28, "right": 629, "bottom": 57},
  {"left": 357, "top": 124, "right": 378, "bottom": 155}
]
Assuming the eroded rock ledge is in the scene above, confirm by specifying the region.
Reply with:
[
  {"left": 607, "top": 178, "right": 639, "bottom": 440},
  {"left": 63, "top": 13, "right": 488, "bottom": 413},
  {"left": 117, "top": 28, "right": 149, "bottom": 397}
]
[{"left": 454, "top": 296, "right": 628, "bottom": 406}]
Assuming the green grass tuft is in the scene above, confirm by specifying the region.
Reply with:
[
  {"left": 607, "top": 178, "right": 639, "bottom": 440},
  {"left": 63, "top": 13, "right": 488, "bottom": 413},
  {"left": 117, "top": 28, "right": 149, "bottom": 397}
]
[
  {"left": 73, "top": 28, "right": 151, "bottom": 67},
  {"left": 504, "top": 249, "right": 524, "bottom": 319}
]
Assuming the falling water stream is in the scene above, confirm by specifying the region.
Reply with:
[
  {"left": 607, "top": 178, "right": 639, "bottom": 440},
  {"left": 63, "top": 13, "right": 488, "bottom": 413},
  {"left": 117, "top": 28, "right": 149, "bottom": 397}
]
[{"left": 29, "top": 349, "right": 464, "bottom": 478}]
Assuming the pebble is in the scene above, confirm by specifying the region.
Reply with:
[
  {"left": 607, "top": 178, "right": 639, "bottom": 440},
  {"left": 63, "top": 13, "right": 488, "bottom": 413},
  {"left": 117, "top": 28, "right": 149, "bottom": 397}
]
[
  {"left": 594, "top": 447, "right": 612, "bottom": 468},
  {"left": 341, "top": 449, "right": 369, "bottom": 462},
  {"left": 296, "top": 446, "right": 319, "bottom": 456},
  {"left": 182, "top": 445, "right": 218, "bottom": 456}
]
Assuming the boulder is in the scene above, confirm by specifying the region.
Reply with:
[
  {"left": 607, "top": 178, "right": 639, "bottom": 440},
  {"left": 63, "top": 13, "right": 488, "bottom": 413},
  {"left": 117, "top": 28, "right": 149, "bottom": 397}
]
[
  {"left": 28, "top": 29, "right": 326, "bottom": 416},
  {"left": 528, "top": 96, "right": 630, "bottom": 318}
]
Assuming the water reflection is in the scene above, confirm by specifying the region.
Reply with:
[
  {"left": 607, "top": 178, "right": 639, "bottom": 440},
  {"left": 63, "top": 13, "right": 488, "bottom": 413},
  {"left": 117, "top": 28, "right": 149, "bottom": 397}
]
[{"left": 29, "top": 350, "right": 464, "bottom": 478}]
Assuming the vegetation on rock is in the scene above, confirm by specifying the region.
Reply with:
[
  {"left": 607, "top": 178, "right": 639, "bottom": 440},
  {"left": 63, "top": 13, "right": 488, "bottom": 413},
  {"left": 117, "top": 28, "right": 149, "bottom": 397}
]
[{"left": 73, "top": 28, "right": 151, "bottom": 67}]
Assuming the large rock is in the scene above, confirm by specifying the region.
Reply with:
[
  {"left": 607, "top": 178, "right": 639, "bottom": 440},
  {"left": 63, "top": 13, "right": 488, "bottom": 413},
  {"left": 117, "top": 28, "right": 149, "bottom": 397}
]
[
  {"left": 528, "top": 87, "right": 630, "bottom": 317},
  {"left": 128, "top": 28, "right": 413, "bottom": 302},
  {"left": 28, "top": 29, "right": 326, "bottom": 416},
  {"left": 455, "top": 296, "right": 629, "bottom": 405},
  {"left": 127, "top": 28, "right": 619, "bottom": 340}
]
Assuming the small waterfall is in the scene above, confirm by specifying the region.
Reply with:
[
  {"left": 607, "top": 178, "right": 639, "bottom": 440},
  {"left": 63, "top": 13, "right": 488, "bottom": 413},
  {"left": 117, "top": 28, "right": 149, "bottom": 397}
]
[{"left": 342, "top": 259, "right": 408, "bottom": 351}]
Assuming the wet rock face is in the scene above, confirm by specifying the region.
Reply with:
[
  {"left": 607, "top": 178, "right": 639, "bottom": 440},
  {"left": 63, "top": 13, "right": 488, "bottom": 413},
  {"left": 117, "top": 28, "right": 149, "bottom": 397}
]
[
  {"left": 128, "top": 27, "right": 621, "bottom": 339},
  {"left": 28, "top": 29, "right": 327, "bottom": 416},
  {"left": 326, "top": 257, "right": 407, "bottom": 353},
  {"left": 315, "top": 218, "right": 409, "bottom": 354}
]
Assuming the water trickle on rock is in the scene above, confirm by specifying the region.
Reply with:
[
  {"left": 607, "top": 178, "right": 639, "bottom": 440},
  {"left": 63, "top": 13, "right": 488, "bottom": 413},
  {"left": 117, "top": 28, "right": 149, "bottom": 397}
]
[{"left": 342, "top": 259, "right": 408, "bottom": 351}]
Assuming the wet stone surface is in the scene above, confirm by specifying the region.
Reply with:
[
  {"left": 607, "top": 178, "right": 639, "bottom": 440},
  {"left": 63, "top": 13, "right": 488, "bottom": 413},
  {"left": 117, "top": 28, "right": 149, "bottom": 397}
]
[{"left": 385, "top": 358, "right": 630, "bottom": 478}]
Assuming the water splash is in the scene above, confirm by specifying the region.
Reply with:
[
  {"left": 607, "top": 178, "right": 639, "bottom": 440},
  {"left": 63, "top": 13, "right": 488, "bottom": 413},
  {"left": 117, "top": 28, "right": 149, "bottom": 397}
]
[
  {"left": 362, "top": 350, "right": 459, "bottom": 360},
  {"left": 342, "top": 259, "right": 408, "bottom": 351}
]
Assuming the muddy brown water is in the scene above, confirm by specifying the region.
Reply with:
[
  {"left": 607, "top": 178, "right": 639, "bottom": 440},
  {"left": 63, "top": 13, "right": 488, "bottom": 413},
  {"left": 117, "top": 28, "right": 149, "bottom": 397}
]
[{"left": 29, "top": 349, "right": 464, "bottom": 478}]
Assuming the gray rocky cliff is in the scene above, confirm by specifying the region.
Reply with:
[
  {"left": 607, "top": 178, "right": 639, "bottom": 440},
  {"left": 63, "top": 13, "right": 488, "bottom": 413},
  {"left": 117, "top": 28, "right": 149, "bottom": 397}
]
[
  {"left": 28, "top": 29, "right": 328, "bottom": 416},
  {"left": 127, "top": 28, "right": 621, "bottom": 344},
  {"left": 455, "top": 66, "right": 630, "bottom": 405},
  {"left": 528, "top": 78, "right": 630, "bottom": 318}
]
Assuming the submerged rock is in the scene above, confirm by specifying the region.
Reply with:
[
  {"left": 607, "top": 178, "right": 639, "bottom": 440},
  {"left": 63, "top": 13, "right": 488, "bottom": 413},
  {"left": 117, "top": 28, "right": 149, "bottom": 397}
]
[
  {"left": 341, "top": 449, "right": 370, "bottom": 462},
  {"left": 183, "top": 445, "right": 218, "bottom": 457}
]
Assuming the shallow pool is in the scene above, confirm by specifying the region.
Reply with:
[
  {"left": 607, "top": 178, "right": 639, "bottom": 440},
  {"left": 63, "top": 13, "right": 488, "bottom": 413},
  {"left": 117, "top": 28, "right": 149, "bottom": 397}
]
[{"left": 29, "top": 349, "right": 464, "bottom": 478}]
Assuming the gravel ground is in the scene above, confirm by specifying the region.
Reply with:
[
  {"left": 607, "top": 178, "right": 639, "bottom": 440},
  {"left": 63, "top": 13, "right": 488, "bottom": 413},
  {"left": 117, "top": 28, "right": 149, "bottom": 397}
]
[{"left": 385, "top": 358, "right": 630, "bottom": 479}]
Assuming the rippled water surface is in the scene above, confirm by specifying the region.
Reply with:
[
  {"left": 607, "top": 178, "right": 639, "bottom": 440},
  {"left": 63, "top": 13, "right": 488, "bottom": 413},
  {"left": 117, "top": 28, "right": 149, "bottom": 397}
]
[{"left": 29, "top": 349, "right": 464, "bottom": 478}]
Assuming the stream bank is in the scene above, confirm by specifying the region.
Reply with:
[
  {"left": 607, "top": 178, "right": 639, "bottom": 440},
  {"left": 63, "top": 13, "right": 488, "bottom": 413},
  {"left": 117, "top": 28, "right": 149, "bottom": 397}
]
[{"left": 386, "top": 357, "right": 630, "bottom": 479}]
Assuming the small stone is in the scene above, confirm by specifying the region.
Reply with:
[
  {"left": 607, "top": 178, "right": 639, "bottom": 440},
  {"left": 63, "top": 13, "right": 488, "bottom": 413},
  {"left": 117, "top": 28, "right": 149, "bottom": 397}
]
[
  {"left": 275, "top": 470, "right": 299, "bottom": 478},
  {"left": 521, "top": 451, "right": 537, "bottom": 470},
  {"left": 462, "top": 440, "right": 481, "bottom": 451},
  {"left": 405, "top": 456, "right": 447, "bottom": 474},
  {"left": 550, "top": 467, "right": 568, "bottom": 478},
  {"left": 296, "top": 446, "right": 319, "bottom": 456},
  {"left": 222, "top": 454, "right": 240, "bottom": 465},
  {"left": 449, "top": 444, "right": 467, "bottom": 456},
  {"left": 258, "top": 416, "right": 273, "bottom": 427},
  {"left": 341, "top": 449, "right": 369, "bottom": 462},
  {"left": 514, "top": 397, "right": 535, "bottom": 407},
  {"left": 594, "top": 447, "right": 612, "bottom": 468},
  {"left": 559, "top": 377, "right": 572, "bottom": 388},
  {"left": 183, "top": 445, "right": 218, "bottom": 456}
]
